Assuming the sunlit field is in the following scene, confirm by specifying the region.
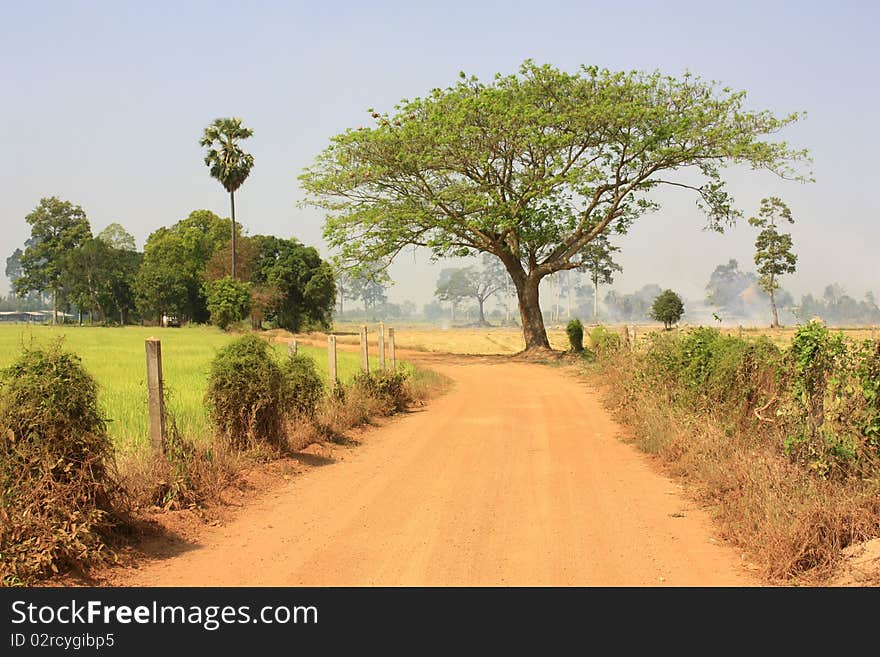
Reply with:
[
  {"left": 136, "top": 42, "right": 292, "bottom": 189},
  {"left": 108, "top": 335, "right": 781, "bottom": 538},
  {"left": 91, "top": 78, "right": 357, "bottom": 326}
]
[
  {"left": 324, "top": 321, "right": 570, "bottom": 354},
  {"left": 0, "top": 324, "right": 398, "bottom": 454},
  {"left": 323, "top": 320, "right": 877, "bottom": 354}
]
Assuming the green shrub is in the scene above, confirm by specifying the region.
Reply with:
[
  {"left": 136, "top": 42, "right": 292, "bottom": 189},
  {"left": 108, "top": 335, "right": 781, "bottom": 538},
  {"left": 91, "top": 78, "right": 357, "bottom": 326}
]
[
  {"left": 352, "top": 370, "right": 411, "bottom": 414},
  {"left": 205, "top": 335, "right": 286, "bottom": 448},
  {"left": 588, "top": 325, "right": 621, "bottom": 357},
  {"left": 283, "top": 354, "right": 325, "bottom": 419},
  {"left": 0, "top": 340, "right": 116, "bottom": 584},
  {"left": 566, "top": 319, "right": 584, "bottom": 352}
]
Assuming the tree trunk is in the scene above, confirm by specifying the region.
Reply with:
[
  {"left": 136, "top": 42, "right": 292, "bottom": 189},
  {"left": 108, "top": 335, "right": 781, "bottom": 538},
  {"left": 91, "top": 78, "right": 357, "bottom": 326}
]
[
  {"left": 515, "top": 275, "right": 551, "bottom": 351},
  {"left": 593, "top": 279, "right": 599, "bottom": 324},
  {"left": 770, "top": 289, "right": 779, "bottom": 328},
  {"left": 477, "top": 298, "right": 486, "bottom": 326},
  {"left": 230, "top": 191, "right": 237, "bottom": 281},
  {"left": 52, "top": 290, "right": 58, "bottom": 325}
]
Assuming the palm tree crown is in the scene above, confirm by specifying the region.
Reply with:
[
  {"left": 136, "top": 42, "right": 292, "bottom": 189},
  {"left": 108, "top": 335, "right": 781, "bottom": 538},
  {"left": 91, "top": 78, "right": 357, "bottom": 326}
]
[{"left": 200, "top": 117, "right": 254, "bottom": 193}]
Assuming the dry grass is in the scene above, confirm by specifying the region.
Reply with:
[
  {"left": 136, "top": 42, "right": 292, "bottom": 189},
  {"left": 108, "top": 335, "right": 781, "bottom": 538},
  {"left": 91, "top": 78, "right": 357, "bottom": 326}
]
[
  {"left": 322, "top": 321, "right": 570, "bottom": 354},
  {"left": 589, "top": 351, "right": 880, "bottom": 584}
]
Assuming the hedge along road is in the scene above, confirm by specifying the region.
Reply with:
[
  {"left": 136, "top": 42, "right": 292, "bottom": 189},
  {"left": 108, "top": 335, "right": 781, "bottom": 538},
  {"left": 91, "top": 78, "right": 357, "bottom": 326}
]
[{"left": 111, "top": 348, "right": 757, "bottom": 586}]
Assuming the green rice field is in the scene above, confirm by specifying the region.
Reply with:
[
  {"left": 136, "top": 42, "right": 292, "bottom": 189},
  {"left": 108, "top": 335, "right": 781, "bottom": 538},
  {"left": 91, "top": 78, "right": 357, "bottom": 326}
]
[{"left": 0, "top": 324, "right": 406, "bottom": 454}]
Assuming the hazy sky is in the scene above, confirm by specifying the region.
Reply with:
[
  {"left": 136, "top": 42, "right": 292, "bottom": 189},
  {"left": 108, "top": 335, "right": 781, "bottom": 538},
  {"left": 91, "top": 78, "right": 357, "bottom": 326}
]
[{"left": 3, "top": 1, "right": 878, "bottom": 307}]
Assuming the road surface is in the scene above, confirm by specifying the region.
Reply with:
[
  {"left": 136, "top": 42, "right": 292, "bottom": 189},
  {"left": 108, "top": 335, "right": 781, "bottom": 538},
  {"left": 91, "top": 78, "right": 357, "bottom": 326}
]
[{"left": 110, "top": 354, "right": 756, "bottom": 586}]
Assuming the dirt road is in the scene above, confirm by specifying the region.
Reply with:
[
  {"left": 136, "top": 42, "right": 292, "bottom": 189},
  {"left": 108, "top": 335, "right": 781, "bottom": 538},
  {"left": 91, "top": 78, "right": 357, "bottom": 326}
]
[{"left": 112, "top": 355, "right": 757, "bottom": 586}]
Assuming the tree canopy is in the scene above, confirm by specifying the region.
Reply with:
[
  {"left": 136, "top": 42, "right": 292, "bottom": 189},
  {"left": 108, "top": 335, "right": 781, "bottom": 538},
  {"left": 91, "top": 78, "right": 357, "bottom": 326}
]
[
  {"left": 200, "top": 117, "right": 254, "bottom": 280},
  {"left": 16, "top": 197, "right": 92, "bottom": 321},
  {"left": 650, "top": 289, "right": 685, "bottom": 329},
  {"left": 301, "top": 60, "right": 811, "bottom": 350}
]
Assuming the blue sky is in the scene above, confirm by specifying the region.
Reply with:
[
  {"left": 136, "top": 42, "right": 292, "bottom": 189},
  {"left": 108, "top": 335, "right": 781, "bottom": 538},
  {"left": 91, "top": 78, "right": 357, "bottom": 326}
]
[{"left": 2, "top": 1, "right": 878, "bottom": 308}]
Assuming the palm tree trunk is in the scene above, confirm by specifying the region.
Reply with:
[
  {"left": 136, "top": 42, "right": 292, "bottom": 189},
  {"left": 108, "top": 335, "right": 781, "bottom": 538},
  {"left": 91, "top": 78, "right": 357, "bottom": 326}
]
[{"left": 230, "top": 191, "right": 237, "bottom": 281}]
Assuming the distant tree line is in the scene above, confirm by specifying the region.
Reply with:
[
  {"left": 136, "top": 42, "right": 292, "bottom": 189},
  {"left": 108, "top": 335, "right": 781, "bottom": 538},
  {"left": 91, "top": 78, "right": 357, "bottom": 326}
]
[{"left": 6, "top": 197, "right": 335, "bottom": 331}]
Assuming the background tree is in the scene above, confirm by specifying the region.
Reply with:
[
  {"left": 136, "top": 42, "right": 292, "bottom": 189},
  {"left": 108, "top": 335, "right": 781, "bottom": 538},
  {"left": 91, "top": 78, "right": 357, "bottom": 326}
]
[
  {"left": 705, "top": 259, "right": 758, "bottom": 317},
  {"left": 434, "top": 255, "right": 506, "bottom": 326},
  {"left": 338, "top": 268, "right": 390, "bottom": 319},
  {"left": 301, "top": 61, "right": 810, "bottom": 352},
  {"left": 749, "top": 197, "right": 797, "bottom": 328},
  {"left": 578, "top": 234, "right": 622, "bottom": 323},
  {"left": 63, "top": 237, "right": 142, "bottom": 324},
  {"left": 650, "top": 289, "right": 685, "bottom": 329},
  {"left": 96, "top": 222, "right": 137, "bottom": 251},
  {"left": 204, "top": 235, "right": 278, "bottom": 329},
  {"left": 204, "top": 276, "right": 252, "bottom": 330},
  {"left": 5, "top": 248, "right": 23, "bottom": 288},
  {"left": 604, "top": 284, "right": 662, "bottom": 322},
  {"left": 134, "top": 210, "right": 232, "bottom": 322},
  {"left": 200, "top": 117, "right": 254, "bottom": 280},
  {"left": 250, "top": 236, "right": 336, "bottom": 331},
  {"left": 16, "top": 197, "right": 92, "bottom": 323}
]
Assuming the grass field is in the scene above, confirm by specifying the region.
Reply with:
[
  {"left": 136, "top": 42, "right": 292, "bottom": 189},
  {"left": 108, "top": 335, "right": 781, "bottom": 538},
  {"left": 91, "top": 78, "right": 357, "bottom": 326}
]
[{"left": 0, "top": 324, "right": 402, "bottom": 454}]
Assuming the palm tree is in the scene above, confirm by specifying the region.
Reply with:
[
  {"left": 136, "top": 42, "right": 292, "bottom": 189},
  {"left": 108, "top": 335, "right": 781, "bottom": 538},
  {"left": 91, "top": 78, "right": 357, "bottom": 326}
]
[{"left": 199, "top": 118, "right": 254, "bottom": 280}]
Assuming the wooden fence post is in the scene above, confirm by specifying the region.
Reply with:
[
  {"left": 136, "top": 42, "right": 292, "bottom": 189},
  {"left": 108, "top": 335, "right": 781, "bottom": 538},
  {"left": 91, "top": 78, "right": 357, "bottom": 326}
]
[
  {"left": 378, "top": 322, "right": 386, "bottom": 371},
  {"left": 145, "top": 338, "right": 166, "bottom": 455},
  {"left": 360, "top": 325, "right": 369, "bottom": 373},
  {"left": 288, "top": 339, "right": 297, "bottom": 357},
  {"left": 328, "top": 335, "right": 338, "bottom": 389},
  {"left": 630, "top": 325, "right": 637, "bottom": 351},
  {"left": 388, "top": 327, "right": 396, "bottom": 371}
]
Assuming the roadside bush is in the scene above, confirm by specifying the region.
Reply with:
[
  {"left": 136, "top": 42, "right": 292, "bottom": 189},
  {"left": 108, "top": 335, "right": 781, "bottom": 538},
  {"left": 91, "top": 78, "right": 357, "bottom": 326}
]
[
  {"left": 588, "top": 325, "right": 621, "bottom": 357},
  {"left": 352, "top": 370, "right": 412, "bottom": 414},
  {"left": 0, "top": 341, "right": 117, "bottom": 584},
  {"left": 782, "top": 323, "right": 880, "bottom": 479},
  {"left": 283, "top": 353, "right": 325, "bottom": 419},
  {"left": 205, "top": 335, "right": 287, "bottom": 448},
  {"left": 566, "top": 319, "right": 584, "bottom": 352}
]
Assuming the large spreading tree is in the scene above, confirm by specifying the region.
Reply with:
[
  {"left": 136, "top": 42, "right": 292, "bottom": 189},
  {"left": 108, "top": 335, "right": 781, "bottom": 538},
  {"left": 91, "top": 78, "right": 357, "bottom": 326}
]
[{"left": 300, "top": 61, "right": 810, "bottom": 351}]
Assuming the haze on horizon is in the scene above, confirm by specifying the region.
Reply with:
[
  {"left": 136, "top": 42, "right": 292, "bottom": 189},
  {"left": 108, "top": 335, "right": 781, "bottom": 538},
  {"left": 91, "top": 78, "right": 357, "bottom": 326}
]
[{"left": 3, "top": 1, "right": 878, "bottom": 318}]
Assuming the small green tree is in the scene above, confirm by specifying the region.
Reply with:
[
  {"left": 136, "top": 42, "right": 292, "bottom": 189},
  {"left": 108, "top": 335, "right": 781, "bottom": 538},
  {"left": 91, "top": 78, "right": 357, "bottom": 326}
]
[
  {"left": 650, "top": 289, "right": 685, "bottom": 329},
  {"left": 204, "top": 276, "right": 252, "bottom": 330},
  {"left": 749, "top": 197, "right": 797, "bottom": 328}
]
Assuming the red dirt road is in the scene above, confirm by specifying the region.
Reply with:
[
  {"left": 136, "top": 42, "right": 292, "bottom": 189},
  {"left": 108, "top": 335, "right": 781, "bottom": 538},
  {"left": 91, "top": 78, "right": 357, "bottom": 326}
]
[{"left": 112, "top": 356, "right": 758, "bottom": 586}]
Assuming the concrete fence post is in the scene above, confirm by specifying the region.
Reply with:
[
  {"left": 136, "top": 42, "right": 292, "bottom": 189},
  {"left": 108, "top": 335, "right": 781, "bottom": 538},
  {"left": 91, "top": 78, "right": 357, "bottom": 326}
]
[
  {"left": 378, "top": 322, "right": 386, "bottom": 371},
  {"left": 145, "top": 338, "right": 166, "bottom": 455},
  {"left": 360, "top": 325, "right": 369, "bottom": 373},
  {"left": 288, "top": 339, "right": 298, "bottom": 357},
  {"left": 328, "top": 335, "right": 338, "bottom": 389},
  {"left": 388, "top": 327, "right": 396, "bottom": 371}
]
